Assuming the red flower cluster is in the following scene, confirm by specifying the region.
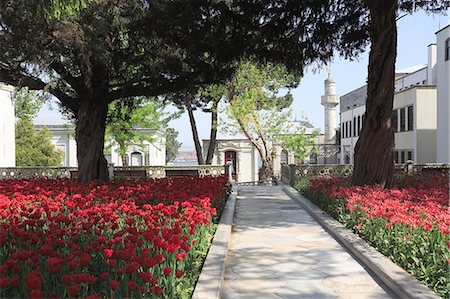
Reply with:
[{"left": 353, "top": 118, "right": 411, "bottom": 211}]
[
  {"left": 306, "top": 172, "right": 449, "bottom": 234},
  {"left": 303, "top": 172, "right": 449, "bottom": 297},
  {"left": 0, "top": 176, "right": 230, "bottom": 298}
]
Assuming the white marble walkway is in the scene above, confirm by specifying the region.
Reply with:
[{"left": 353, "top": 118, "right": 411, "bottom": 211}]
[{"left": 222, "top": 186, "right": 396, "bottom": 299}]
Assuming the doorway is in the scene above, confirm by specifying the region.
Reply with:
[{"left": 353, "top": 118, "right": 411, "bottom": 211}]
[{"left": 224, "top": 150, "right": 237, "bottom": 180}]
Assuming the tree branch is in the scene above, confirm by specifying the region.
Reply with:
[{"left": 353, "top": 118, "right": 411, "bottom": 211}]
[
  {"left": 0, "top": 65, "right": 78, "bottom": 113},
  {"left": 49, "top": 60, "right": 83, "bottom": 94}
]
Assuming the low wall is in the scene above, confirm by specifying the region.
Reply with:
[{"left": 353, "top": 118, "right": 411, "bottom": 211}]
[
  {"left": 281, "top": 163, "right": 450, "bottom": 186},
  {"left": 0, "top": 165, "right": 228, "bottom": 180}
]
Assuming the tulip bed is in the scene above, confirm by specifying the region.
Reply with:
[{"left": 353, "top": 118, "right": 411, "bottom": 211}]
[
  {"left": 297, "top": 172, "right": 449, "bottom": 298},
  {"left": 0, "top": 176, "right": 231, "bottom": 298}
]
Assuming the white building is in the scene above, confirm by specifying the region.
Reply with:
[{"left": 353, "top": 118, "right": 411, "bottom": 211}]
[
  {"left": 37, "top": 125, "right": 166, "bottom": 167},
  {"left": 0, "top": 83, "right": 15, "bottom": 167},
  {"left": 340, "top": 26, "right": 449, "bottom": 164},
  {"left": 436, "top": 25, "right": 450, "bottom": 163},
  {"left": 202, "top": 138, "right": 259, "bottom": 183},
  {"left": 108, "top": 128, "right": 166, "bottom": 166}
]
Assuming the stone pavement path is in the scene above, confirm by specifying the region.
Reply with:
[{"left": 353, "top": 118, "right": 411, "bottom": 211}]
[{"left": 222, "top": 186, "right": 396, "bottom": 299}]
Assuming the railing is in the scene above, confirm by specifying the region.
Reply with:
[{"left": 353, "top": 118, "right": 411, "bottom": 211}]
[
  {"left": 0, "top": 165, "right": 229, "bottom": 180},
  {"left": 281, "top": 163, "right": 450, "bottom": 186},
  {"left": 0, "top": 166, "right": 78, "bottom": 180}
]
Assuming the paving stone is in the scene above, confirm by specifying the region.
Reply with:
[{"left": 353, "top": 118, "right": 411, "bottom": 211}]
[
  {"left": 226, "top": 278, "right": 288, "bottom": 294},
  {"left": 222, "top": 186, "right": 393, "bottom": 299}
]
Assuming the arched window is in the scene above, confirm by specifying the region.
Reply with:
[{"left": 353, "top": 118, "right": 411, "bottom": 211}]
[
  {"left": 446, "top": 38, "right": 450, "bottom": 61},
  {"left": 130, "top": 152, "right": 143, "bottom": 166}
]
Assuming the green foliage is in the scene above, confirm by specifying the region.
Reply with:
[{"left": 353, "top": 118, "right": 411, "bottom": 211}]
[
  {"left": 280, "top": 122, "right": 320, "bottom": 161},
  {"left": 106, "top": 97, "right": 181, "bottom": 165},
  {"left": 294, "top": 178, "right": 311, "bottom": 195},
  {"left": 15, "top": 119, "right": 63, "bottom": 166},
  {"left": 165, "top": 128, "right": 182, "bottom": 163},
  {"left": 39, "top": 0, "right": 89, "bottom": 19},
  {"left": 13, "top": 87, "right": 47, "bottom": 120},
  {"left": 220, "top": 60, "right": 305, "bottom": 182}
]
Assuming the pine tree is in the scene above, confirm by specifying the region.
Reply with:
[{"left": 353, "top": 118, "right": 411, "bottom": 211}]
[{"left": 15, "top": 119, "right": 63, "bottom": 166}]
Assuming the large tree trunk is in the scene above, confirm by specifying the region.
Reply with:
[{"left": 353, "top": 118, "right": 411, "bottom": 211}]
[
  {"left": 205, "top": 101, "right": 219, "bottom": 164},
  {"left": 185, "top": 98, "right": 205, "bottom": 165},
  {"left": 259, "top": 157, "right": 274, "bottom": 185},
  {"left": 352, "top": 0, "right": 397, "bottom": 188},
  {"left": 76, "top": 97, "right": 109, "bottom": 183}
]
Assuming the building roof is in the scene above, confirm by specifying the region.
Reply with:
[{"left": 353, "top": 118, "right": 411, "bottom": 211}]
[{"left": 396, "top": 64, "right": 427, "bottom": 75}]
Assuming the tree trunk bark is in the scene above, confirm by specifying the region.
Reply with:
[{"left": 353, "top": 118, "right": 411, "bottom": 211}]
[
  {"left": 121, "top": 154, "right": 128, "bottom": 166},
  {"left": 205, "top": 101, "right": 218, "bottom": 165},
  {"left": 76, "top": 97, "right": 109, "bottom": 183},
  {"left": 119, "top": 141, "right": 128, "bottom": 166},
  {"left": 186, "top": 98, "right": 205, "bottom": 165},
  {"left": 259, "top": 157, "right": 274, "bottom": 185},
  {"left": 352, "top": 0, "right": 397, "bottom": 188}
]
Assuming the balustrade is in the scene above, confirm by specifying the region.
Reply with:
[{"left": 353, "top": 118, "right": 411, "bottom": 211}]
[
  {"left": 0, "top": 165, "right": 227, "bottom": 180},
  {"left": 281, "top": 163, "right": 450, "bottom": 186}
]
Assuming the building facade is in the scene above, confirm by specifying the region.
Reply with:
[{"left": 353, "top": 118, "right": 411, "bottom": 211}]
[
  {"left": 0, "top": 83, "right": 15, "bottom": 167},
  {"left": 340, "top": 26, "right": 449, "bottom": 164},
  {"left": 38, "top": 125, "right": 166, "bottom": 167},
  {"left": 202, "top": 139, "right": 259, "bottom": 183},
  {"left": 436, "top": 25, "right": 450, "bottom": 163}
]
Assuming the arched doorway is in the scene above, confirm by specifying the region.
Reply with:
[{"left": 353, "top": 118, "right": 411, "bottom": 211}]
[
  {"left": 130, "top": 152, "right": 143, "bottom": 166},
  {"left": 224, "top": 150, "right": 237, "bottom": 180}
]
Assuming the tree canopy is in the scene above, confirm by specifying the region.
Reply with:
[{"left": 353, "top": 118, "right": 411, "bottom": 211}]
[
  {"left": 0, "top": 0, "right": 370, "bottom": 182},
  {"left": 1, "top": 0, "right": 447, "bottom": 183},
  {"left": 13, "top": 88, "right": 47, "bottom": 120},
  {"left": 221, "top": 61, "right": 307, "bottom": 183},
  {"left": 105, "top": 97, "right": 181, "bottom": 166}
]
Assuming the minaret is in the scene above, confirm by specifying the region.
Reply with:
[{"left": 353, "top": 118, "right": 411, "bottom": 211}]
[{"left": 320, "top": 67, "right": 339, "bottom": 144}]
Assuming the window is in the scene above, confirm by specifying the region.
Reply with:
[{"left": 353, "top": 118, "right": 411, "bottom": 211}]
[
  {"left": 446, "top": 38, "right": 450, "bottom": 61},
  {"left": 346, "top": 121, "right": 349, "bottom": 138},
  {"left": 131, "top": 152, "right": 143, "bottom": 166},
  {"left": 400, "top": 151, "right": 405, "bottom": 164},
  {"left": 407, "top": 150, "right": 412, "bottom": 161},
  {"left": 392, "top": 109, "right": 398, "bottom": 132},
  {"left": 400, "top": 108, "right": 406, "bottom": 132},
  {"left": 353, "top": 117, "right": 356, "bottom": 137},
  {"left": 394, "top": 151, "right": 399, "bottom": 164},
  {"left": 407, "top": 105, "right": 414, "bottom": 131},
  {"left": 357, "top": 116, "right": 361, "bottom": 135},
  {"left": 349, "top": 120, "right": 353, "bottom": 137}
]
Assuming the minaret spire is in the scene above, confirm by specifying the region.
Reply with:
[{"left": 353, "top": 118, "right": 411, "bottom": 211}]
[{"left": 321, "top": 67, "right": 339, "bottom": 144}]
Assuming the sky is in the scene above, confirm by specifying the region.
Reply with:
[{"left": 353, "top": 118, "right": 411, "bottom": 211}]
[{"left": 34, "top": 10, "right": 449, "bottom": 149}]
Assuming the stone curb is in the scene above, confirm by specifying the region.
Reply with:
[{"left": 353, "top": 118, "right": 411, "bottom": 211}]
[
  {"left": 282, "top": 184, "right": 441, "bottom": 299},
  {"left": 191, "top": 186, "right": 238, "bottom": 299}
]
